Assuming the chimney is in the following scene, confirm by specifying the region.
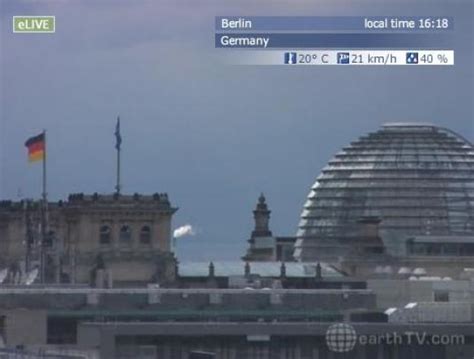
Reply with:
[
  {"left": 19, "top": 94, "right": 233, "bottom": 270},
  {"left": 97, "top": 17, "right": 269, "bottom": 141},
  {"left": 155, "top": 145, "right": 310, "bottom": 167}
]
[
  {"left": 280, "top": 262, "right": 286, "bottom": 279},
  {"left": 358, "top": 216, "right": 381, "bottom": 239},
  {"left": 315, "top": 262, "right": 322, "bottom": 280},
  {"left": 244, "top": 262, "right": 251, "bottom": 278},
  {"left": 357, "top": 216, "right": 385, "bottom": 254},
  {"left": 208, "top": 262, "right": 215, "bottom": 278}
]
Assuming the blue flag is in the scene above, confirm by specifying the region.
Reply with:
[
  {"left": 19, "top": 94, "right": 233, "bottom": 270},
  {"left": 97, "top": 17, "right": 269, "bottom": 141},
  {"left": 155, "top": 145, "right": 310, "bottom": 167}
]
[{"left": 115, "top": 116, "right": 122, "bottom": 150}]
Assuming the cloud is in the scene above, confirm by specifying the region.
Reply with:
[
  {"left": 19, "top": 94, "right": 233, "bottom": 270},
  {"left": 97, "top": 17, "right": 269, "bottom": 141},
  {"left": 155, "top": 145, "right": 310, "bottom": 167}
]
[{"left": 173, "top": 224, "right": 195, "bottom": 238}]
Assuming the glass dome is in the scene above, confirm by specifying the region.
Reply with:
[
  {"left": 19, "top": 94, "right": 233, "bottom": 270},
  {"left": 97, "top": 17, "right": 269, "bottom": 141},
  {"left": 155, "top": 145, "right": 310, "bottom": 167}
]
[{"left": 294, "top": 123, "right": 474, "bottom": 261}]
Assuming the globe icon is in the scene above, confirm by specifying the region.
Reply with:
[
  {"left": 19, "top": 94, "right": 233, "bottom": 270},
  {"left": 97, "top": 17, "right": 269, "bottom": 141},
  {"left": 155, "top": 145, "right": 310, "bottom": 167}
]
[{"left": 325, "top": 323, "right": 357, "bottom": 352}]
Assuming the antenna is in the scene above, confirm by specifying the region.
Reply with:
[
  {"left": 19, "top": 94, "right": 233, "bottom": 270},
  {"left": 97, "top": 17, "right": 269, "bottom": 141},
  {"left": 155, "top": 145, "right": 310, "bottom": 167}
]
[
  {"left": 0, "top": 268, "right": 8, "bottom": 284},
  {"left": 25, "top": 268, "right": 39, "bottom": 286},
  {"left": 114, "top": 116, "right": 122, "bottom": 194}
]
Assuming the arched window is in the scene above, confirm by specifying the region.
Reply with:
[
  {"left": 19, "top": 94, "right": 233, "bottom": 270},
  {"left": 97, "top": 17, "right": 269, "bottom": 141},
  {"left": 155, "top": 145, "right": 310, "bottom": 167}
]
[
  {"left": 119, "top": 225, "right": 132, "bottom": 243},
  {"left": 140, "top": 225, "right": 151, "bottom": 244},
  {"left": 99, "top": 225, "right": 111, "bottom": 245}
]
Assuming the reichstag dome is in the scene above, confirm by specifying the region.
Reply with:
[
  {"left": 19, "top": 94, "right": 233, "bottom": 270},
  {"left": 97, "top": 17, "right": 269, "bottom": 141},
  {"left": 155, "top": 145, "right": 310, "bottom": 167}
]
[{"left": 294, "top": 123, "right": 474, "bottom": 261}]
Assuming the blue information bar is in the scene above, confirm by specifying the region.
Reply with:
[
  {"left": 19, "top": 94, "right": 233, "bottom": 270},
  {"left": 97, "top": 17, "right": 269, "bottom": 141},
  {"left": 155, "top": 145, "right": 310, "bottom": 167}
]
[
  {"left": 215, "top": 16, "right": 454, "bottom": 32},
  {"left": 215, "top": 33, "right": 452, "bottom": 49}
]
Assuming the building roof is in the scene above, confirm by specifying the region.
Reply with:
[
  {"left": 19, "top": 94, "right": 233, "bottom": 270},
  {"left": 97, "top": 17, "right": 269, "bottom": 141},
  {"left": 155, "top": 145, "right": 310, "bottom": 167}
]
[
  {"left": 0, "top": 192, "right": 176, "bottom": 214},
  {"left": 407, "top": 235, "right": 474, "bottom": 244},
  {"left": 295, "top": 123, "right": 474, "bottom": 260},
  {"left": 178, "top": 261, "right": 343, "bottom": 278}
]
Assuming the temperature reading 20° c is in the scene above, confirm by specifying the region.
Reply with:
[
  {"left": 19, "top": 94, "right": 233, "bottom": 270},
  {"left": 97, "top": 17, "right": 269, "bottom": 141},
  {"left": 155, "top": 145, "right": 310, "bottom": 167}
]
[
  {"left": 297, "top": 53, "right": 330, "bottom": 64},
  {"left": 298, "top": 54, "right": 318, "bottom": 63}
]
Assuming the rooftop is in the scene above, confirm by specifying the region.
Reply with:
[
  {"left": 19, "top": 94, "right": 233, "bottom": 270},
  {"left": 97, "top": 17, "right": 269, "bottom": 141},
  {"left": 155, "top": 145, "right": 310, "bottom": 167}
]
[{"left": 178, "top": 261, "right": 344, "bottom": 278}]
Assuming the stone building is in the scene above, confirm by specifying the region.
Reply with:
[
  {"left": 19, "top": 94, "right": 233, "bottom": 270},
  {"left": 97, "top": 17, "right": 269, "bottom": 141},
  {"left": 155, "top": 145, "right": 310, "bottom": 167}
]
[
  {"left": 0, "top": 192, "right": 177, "bottom": 286},
  {"left": 1, "top": 284, "right": 473, "bottom": 359},
  {"left": 243, "top": 194, "right": 296, "bottom": 262}
]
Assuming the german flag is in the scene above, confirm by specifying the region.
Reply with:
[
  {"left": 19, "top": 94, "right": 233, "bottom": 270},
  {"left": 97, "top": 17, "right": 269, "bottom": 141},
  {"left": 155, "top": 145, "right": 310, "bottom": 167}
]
[{"left": 25, "top": 132, "right": 45, "bottom": 162}]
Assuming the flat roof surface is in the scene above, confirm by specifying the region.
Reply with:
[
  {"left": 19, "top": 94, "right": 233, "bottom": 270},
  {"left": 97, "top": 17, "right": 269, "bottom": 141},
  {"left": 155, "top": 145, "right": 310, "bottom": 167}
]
[
  {"left": 178, "top": 261, "right": 344, "bottom": 278},
  {"left": 408, "top": 235, "right": 474, "bottom": 243}
]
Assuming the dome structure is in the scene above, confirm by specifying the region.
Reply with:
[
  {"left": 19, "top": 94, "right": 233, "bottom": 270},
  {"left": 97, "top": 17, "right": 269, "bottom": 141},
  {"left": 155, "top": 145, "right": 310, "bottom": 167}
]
[{"left": 294, "top": 123, "right": 474, "bottom": 261}]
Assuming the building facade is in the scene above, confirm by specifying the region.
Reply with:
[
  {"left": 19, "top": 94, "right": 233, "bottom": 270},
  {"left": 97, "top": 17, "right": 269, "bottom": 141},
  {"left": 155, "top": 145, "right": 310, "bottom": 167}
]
[
  {"left": 0, "top": 285, "right": 473, "bottom": 359},
  {"left": 0, "top": 193, "right": 177, "bottom": 286}
]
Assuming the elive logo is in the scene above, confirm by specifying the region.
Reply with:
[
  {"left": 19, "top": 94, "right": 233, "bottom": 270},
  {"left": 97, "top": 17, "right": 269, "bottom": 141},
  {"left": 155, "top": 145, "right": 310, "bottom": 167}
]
[{"left": 13, "top": 16, "right": 55, "bottom": 33}]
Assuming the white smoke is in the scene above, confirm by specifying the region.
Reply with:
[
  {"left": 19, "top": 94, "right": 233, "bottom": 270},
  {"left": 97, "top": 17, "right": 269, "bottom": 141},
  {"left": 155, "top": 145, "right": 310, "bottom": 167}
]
[{"left": 173, "top": 224, "right": 195, "bottom": 238}]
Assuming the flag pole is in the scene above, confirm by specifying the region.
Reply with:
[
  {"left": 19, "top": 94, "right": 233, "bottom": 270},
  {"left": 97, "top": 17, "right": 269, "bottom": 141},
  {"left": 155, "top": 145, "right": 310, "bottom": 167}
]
[
  {"left": 42, "top": 130, "right": 47, "bottom": 203},
  {"left": 115, "top": 117, "right": 121, "bottom": 195},
  {"left": 40, "top": 129, "right": 48, "bottom": 283},
  {"left": 116, "top": 143, "right": 121, "bottom": 194}
]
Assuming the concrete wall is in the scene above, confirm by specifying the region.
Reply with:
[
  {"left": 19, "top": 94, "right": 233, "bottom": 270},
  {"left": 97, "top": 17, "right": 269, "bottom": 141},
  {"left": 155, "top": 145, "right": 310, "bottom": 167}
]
[
  {"left": 0, "top": 288, "right": 376, "bottom": 312},
  {"left": 368, "top": 279, "right": 474, "bottom": 310},
  {"left": 77, "top": 322, "right": 474, "bottom": 359},
  {"left": 432, "top": 280, "right": 474, "bottom": 301},
  {"left": 0, "top": 308, "right": 47, "bottom": 346},
  {"left": 0, "top": 293, "right": 86, "bottom": 309},
  {"left": 368, "top": 280, "right": 434, "bottom": 308},
  {"left": 30, "top": 346, "right": 100, "bottom": 359},
  {"left": 387, "top": 302, "right": 472, "bottom": 323}
]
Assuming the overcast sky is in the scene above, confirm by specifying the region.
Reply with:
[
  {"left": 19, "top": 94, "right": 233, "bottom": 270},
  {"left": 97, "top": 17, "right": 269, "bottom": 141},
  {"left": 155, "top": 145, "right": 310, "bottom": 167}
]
[{"left": 0, "top": 0, "right": 472, "bottom": 261}]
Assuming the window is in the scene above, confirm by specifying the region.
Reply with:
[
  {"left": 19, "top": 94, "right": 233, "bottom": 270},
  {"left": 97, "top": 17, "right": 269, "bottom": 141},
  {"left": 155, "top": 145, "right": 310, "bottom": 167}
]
[
  {"left": 434, "top": 290, "right": 449, "bottom": 302},
  {"left": 99, "top": 225, "right": 111, "bottom": 245},
  {"left": 47, "top": 317, "right": 77, "bottom": 344},
  {"left": 119, "top": 225, "right": 132, "bottom": 243},
  {"left": 45, "top": 230, "right": 55, "bottom": 247},
  {"left": 140, "top": 225, "right": 151, "bottom": 244}
]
